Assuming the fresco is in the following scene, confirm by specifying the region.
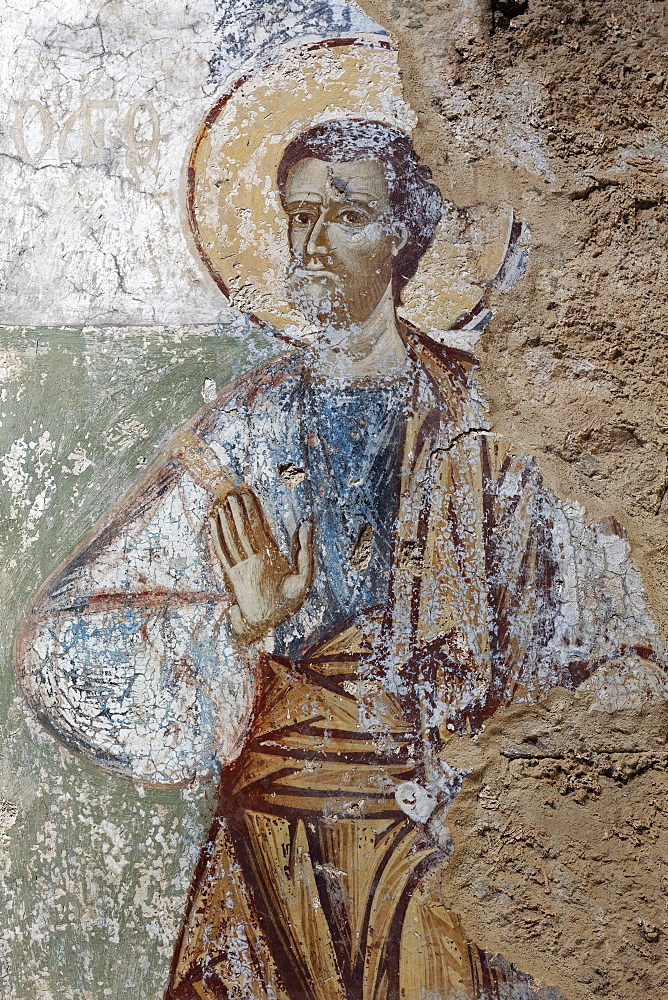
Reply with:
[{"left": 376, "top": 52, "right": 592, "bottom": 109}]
[{"left": 7, "top": 27, "right": 668, "bottom": 1000}]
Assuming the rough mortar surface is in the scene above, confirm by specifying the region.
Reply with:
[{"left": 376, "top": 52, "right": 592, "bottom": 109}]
[
  {"left": 441, "top": 690, "right": 668, "bottom": 998},
  {"left": 352, "top": 2, "right": 668, "bottom": 992},
  {"left": 359, "top": 0, "right": 668, "bottom": 639}
]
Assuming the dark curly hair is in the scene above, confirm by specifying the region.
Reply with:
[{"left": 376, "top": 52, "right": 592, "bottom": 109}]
[{"left": 276, "top": 119, "right": 444, "bottom": 303}]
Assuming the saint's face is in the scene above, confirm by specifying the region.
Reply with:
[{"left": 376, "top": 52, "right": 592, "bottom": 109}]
[{"left": 282, "top": 157, "right": 405, "bottom": 329}]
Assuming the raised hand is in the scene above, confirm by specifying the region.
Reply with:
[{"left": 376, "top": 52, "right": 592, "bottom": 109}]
[{"left": 208, "top": 486, "right": 314, "bottom": 644}]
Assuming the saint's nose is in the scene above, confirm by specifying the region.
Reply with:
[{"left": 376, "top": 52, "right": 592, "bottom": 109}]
[{"left": 305, "top": 210, "right": 328, "bottom": 256}]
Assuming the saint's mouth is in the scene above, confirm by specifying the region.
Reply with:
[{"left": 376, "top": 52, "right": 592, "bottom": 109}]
[{"left": 294, "top": 268, "right": 338, "bottom": 282}]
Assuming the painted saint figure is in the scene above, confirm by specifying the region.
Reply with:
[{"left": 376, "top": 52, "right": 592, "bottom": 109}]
[{"left": 17, "top": 120, "right": 668, "bottom": 1000}]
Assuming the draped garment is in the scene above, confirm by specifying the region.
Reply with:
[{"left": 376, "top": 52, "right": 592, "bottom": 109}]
[
  {"left": 164, "top": 334, "right": 666, "bottom": 1000},
  {"left": 18, "top": 333, "right": 667, "bottom": 1000},
  {"left": 166, "top": 616, "right": 551, "bottom": 1000}
]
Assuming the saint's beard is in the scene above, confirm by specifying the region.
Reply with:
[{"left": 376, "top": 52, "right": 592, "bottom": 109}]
[{"left": 285, "top": 265, "right": 353, "bottom": 334}]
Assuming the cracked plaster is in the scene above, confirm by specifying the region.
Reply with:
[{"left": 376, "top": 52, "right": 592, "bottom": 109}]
[{"left": 2, "top": 0, "right": 668, "bottom": 997}]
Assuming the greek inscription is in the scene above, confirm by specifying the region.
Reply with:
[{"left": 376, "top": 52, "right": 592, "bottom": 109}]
[
  {"left": 123, "top": 101, "right": 161, "bottom": 184},
  {"left": 12, "top": 101, "right": 55, "bottom": 165},
  {"left": 10, "top": 98, "right": 161, "bottom": 176},
  {"left": 58, "top": 100, "right": 119, "bottom": 165}
]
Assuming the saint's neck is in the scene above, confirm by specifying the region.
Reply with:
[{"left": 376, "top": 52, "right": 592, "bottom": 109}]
[{"left": 308, "top": 285, "right": 411, "bottom": 384}]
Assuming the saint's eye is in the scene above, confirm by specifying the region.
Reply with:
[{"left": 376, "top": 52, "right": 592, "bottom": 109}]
[
  {"left": 291, "top": 210, "right": 315, "bottom": 226},
  {"left": 337, "top": 209, "right": 369, "bottom": 226}
]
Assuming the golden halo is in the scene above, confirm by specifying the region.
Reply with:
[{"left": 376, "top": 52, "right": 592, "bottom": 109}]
[{"left": 187, "top": 37, "right": 515, "bottom": 339}]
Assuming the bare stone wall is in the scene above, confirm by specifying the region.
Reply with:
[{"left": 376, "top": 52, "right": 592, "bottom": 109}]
[
  {"left": 352, "top": 5, "right": 668, "bottom": 993},
  {"left": 439, "top": 689, "right": 668, "bottom": 998},
  {"left": 359, "top": 0, "right": 668, "bottom": 640}
]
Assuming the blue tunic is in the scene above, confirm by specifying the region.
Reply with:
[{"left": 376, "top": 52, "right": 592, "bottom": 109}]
[
  {"left": 194, "top": 362, "right": 411, "bottom": 660},
  {"left": 297, "top": 379, "right": 407, "bottom": 649}
]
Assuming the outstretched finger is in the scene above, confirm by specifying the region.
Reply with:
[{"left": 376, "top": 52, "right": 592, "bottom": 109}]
[
  {"left": 293, "top": 520, "right": 315, "bottom": 585},
  {"left": 239, "top": 488, "right": 274, "bottom": 551},
  {"left": 227, "top": 492, "right": 257, "bottom": 557},
  {"left": 208, "top": 514, "right": 233, "bottom": 571},
  {"left": 218, "top": 504, "right": 243, "bottom": 565}
]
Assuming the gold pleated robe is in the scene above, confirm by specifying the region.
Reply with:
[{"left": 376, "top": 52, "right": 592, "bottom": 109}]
[{"left": 166, "top": 615, "right": 522, "bottom": 1000}]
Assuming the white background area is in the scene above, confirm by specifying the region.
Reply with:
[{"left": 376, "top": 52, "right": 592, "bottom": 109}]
[
  {"left": 0, "top": 0, "right": 224, "bottom": 326},
  {"left": 0, "top": 0, "right": 382, "bottom": 327}
]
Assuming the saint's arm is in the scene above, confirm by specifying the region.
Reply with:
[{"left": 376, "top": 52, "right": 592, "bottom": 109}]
[
  {"left": 483, "top": 442, "right": 668, "bottom": 710},
  {"left": 418, "top": 439, "right": 667, "bottom": 843},
  {"left": 16, "top": 446, "right": 255, "bottom": 786},
  {"left": 545, "top": 503, "right": 668, "bottom": 708}
]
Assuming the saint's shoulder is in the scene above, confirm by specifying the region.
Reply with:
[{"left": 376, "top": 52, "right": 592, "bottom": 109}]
[{"left": 192, "top": 349, "right": 305, "bottom": 437}]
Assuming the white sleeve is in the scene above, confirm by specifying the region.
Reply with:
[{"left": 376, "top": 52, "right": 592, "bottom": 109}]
[{"left": 17, "top": 458, "right": 255, "bottom": 786}]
